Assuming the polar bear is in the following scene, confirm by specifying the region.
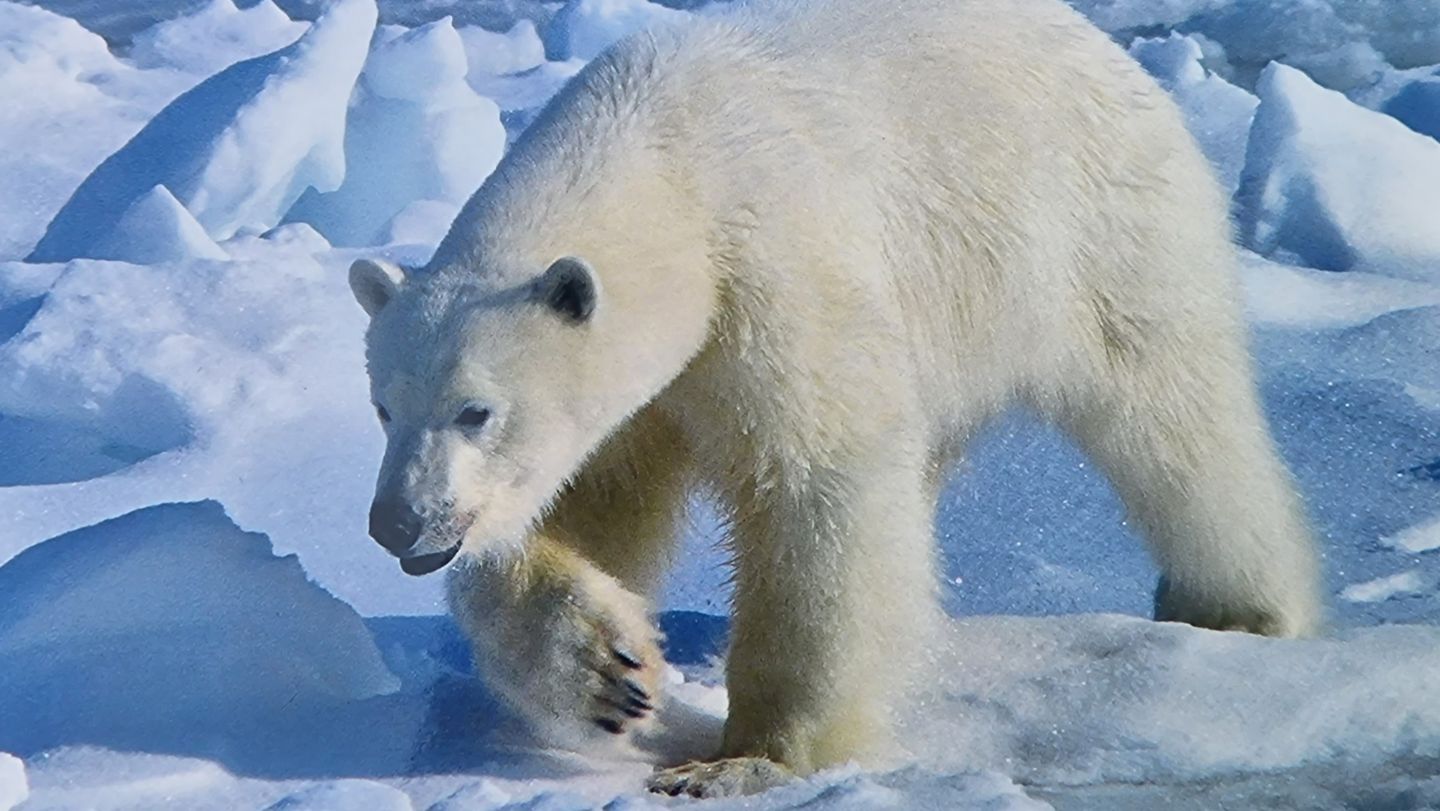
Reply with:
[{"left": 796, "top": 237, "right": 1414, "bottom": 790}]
[{"left": 349, "top": 0, "right": 1322, "bottom": 797}]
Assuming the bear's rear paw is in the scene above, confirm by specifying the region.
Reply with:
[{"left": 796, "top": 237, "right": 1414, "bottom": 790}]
[
  {"left": 1153, "top": 576, "right": 1319, "bottom": 637},
  {"left": 647, "top": 757, "right": 794, "bottom": 798}
]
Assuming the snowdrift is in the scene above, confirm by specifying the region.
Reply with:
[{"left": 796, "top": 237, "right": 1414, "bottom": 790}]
[{"left": 0, "top": 502, "right": 410, "bottom": 776}]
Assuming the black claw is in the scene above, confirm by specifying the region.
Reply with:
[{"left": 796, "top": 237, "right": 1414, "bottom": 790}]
[
  {"left": 622, "top": 677, "right": 651, "bottom": 702},
  {"left": 601, "top": 696, "right": 649, "bottom": 719},
  {"left": 595, "top": 717, "right": 624, "bottom": 734},
  {"left": 612, "top": 646, "right": 643, "bottom": 669},
  {"left": 627, "top": 695, "right": 655, "bottom": 713},
  {"left": 666, "top": 784, "right": 684, "bottom": 797}
]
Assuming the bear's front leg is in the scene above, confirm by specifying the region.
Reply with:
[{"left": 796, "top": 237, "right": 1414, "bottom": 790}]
[
  {"left": 447, "top": 538, "right": 665, "bottom": 746},
  {"left": 649, "top": 448, "right": 938, "bottom": 798}
]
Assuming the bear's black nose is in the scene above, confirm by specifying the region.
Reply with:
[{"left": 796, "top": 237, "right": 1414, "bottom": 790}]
[{"left": 368, "top": 499, "right": 423, "bottom": 555}]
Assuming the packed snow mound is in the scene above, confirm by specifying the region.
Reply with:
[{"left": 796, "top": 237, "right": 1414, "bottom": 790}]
[
  {"left": 91, "top": 185, "right": 229, "bottom": 264},
  {"left": 285, "top": 17, "right": 505, "bottom": 247},
  {"left": 1235, "top": 63, "right": 1440, "bottom": 281},
  {"left": 0, "top": 502, "right": 400, "bottom": 765},
  {"left": 911, "top": 614, "right": 1440, "bottom": 785},
  {"left": 25, "top": 0, "right": 377, "bottom": 262},
  {"left": 458, "top": 20, "right": 546, "bottom": 81},
  {"left": 543, "top": 0, "right": 686, "bottom": 62},
  {"left": 1129, "top": 33, "right": 1257, "bottom": 193},
  {"left": 0, "top": 754, "right": 25, "bottom": 811},
  {"left": 128, "top": 0, "right": 307, "bottom": 75}
]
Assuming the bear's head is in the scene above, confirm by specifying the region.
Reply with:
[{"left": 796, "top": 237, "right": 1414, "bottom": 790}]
[{"left": 349, "top": 255, "right": 614, "bottom": 575}]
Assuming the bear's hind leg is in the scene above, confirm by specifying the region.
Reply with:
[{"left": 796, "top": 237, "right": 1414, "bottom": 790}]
[{"left": 1052, "top": 325, "right": 1322, "bottom": 637}]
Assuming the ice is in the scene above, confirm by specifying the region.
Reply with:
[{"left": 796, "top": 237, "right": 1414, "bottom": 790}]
[
  {"left": 0, "top": 502, "right": 404, "bottom": 770},
  {"left": 25, "top": 0, "right": 377, "bottom": 262},
  {"left": 0, "top": 753, "right": 25, "bottom": 811},
  {"left": 1070, "top": 1, "right": 1440, "bottom": 90},
  {"left": 470, "top": 58, "right": 586, "bottom": 118},
  {"left": 381, "top": 198, "right": 463, "bottom": 247},
  {"left": 1235, "top": 63, "right": 1440, "bottom": 281},
  {"left": 264, "top": 781, "right": 414, "bottom": 810},
  {"left": 542, "top": 0, "right": 685, "bottom": 62},
  {"left": 285, "top": 17, "right": 505, "bottom": 247},
  {"left": 458, "top": 20, "right": 546, "bottom": 81},
  {"left": 90, "top": 185, "right": 230, "bottom": 264},
  {"left": 1237, "top": 251, "right": 1440, "bottom": 330},
  {"left": 127, "top": 0, "right": 306, "bottom": 75},
  {"left": 1384, "top": 514, "right": 1440, "bottom": 554},
  {"left": 1382, "top": 69, "right": 1440, "bottom": 142},
  {"left": 0, "top": 3, "right": 186, "bottom": 260},
  {"left": 1340, "top": 570, "right": 1430, "bottom": 603},
  {"left": 1128, "top": 33, "right": 1257, "bottom": 193}
]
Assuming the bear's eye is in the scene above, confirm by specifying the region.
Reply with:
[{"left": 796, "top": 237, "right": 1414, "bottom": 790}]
[
  {"left": 376, "top": 405, "right": 391, "bottom": 423},
  {"left": 456, "top": 406, "right": 491, "bottom": 429}
]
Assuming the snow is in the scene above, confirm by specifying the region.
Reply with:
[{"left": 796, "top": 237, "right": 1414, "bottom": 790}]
[
  {"left": 4, "top": 0, "right": 1440, "bottom": 807},
  {"left": 1340, "top": 570, "right": 1430, "bottom": 603},
  {"left": 542, "top": 0, "right": 686, "bottom": 62},
  {"left": 91, "top": 185, "right": 230, "bottom": 264},
  {"left": 1235, "top": 63, "right": 1440, "bottom": 281},
  {"left": 1384, "top": 514, "right": 1440, "bottom": 554},
  {"left": 25, "top": 0, "right": 377, "bottom": 262},
  {"left": 458, "top": 20, "right": 547, "bottom": 81},
  {"left": 127, "top": 0, "right": 307, "bottom": 74},
  {"left": 285, "top": 17, "right": 506, "bottom": 247},
  {"left": 1381, "top": 69, "right": 1440, "bottom": 142},
  {"left": 1128, "top": 33, "right": 1257, "bottom": 193},
  {"left": 0, "top": 2, "right": 188, "bottom": 260},
  {"left": 1069, "top": 0, "right": 1440, "bottom": 89},
  {"left": 0, "top": 754, "right": 25, "bottom": 811}
]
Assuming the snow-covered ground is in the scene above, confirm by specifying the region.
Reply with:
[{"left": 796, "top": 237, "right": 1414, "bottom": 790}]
[{"left": 1, "top": 0, "right": 1438, "bottom": 808}]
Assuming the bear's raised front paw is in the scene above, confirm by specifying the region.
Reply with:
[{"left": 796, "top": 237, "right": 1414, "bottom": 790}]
[
  {"left": 647, "top": 757, "right": 794, "bottom": 798},
  {"left": 467, "top": 570, "right": 666, "bottom": 745}
]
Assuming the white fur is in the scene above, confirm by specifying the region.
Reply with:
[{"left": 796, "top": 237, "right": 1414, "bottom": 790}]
[{"left": 353, "top": 0, "right": 1322, "bottom": 795}]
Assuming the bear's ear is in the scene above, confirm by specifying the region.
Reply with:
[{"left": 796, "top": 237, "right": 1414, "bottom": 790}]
[
  {"left": 534, "top": 256, "right": 599, "bottom": 324},
  {"left": 349, "top": 258, "right": 406, "bottom": 318}
]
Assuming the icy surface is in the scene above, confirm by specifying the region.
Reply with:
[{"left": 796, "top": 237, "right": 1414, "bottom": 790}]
[
  {"left": 1235, "top": 63, "right": 1440, "bottom": 281},
  {"left": 26, "top": 0, "right": 377, "bottom": 261},
  {"left": 3, "top": 0, "right": 1440, "bottom": 807}
]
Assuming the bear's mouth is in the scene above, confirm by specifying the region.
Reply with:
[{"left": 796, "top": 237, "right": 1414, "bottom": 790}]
[{"left": 399, "top": 543, "right": 462, "bottom": 576}]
